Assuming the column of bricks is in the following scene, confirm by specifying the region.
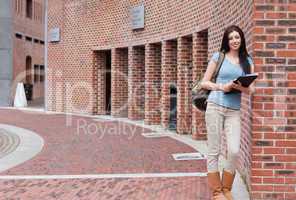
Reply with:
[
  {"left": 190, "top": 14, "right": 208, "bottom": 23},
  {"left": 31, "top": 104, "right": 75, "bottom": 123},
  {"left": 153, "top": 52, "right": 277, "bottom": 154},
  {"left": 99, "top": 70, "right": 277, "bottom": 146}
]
[
  {"left": 192, "top": 31, "right": 208, "bottom": 140},
  {"left": 161, "top": 40, "right": 177, "bottom": 128},
  {"left": 251, "top": 2, "right": 296, "bottom": 200},
  {"left": 94, "top": 51, "right": 106, "bottom": 115},
  {"left": 92, "top": 51, "right": 98, "bottom": 114},
  {"left": 145, "top": 43, "right": 162, "bottom": 125},
  {"left": 46, "top": 67, "right": 56, "bottom": 112},
  {"left": 111, "top": 48, "right": 128, "bottom": 117},
  {"left": 177, "top": 36, "right": 193, "bottom": 134},
  {"left": 128, "top": 46, "right": 145, "bottom": 120}
]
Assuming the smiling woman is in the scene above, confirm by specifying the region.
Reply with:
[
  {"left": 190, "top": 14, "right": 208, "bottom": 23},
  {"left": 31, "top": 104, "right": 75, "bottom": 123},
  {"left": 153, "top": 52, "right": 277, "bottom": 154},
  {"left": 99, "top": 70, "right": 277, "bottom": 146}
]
[{"left": 200, "top": 25, "right": 254, "bottom": 200}]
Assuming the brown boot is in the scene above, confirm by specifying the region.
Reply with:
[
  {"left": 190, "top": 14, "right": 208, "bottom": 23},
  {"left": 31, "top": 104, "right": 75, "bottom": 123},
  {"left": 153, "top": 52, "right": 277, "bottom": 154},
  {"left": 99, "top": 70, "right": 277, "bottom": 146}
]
[
  {"left": 222, "top": 170, "right": 235, "bottom": 200},
  {"left": 208, "top": 172, "right": 227, "bottom": 200}
]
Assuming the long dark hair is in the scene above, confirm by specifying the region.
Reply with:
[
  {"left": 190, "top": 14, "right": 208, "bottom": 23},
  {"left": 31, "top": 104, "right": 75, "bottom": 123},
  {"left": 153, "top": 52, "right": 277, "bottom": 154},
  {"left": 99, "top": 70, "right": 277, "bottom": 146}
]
[{"left": 220, "top": 25, "right": 251, "bottom": 74}]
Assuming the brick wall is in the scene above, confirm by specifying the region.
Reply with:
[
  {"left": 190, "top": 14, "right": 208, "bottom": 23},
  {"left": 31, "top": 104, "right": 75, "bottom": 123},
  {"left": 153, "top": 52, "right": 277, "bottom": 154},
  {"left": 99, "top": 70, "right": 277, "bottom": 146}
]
[
  {"left": 47, "top": 0, "right": 64, "bottom": 111},
  {"left": 145, "top": 43, "right": 162, "bottom": 125},
  {"left": 251, "top": 1, "right": 296, "bottom": 200},
  {"left": 111, "top": 48, "right": 129, "bottom": 117},
  {"left": 128, "top": 46, "right": 145, "bottom": 120},
  {"left": 93, "top": 51, "right": 107, "bottom": 115},
  {"left": 177, "top": 36, "right": 193, "bottom": 134},
  {"left": 12, "top": 0, "right": 45, "bottom": 101}
]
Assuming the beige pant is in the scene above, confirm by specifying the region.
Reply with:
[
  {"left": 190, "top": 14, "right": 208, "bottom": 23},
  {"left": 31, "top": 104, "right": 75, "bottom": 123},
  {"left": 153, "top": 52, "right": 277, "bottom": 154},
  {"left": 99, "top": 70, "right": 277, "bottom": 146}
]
[{"left": 205, "top": 102, "right": 241, "bottom": 173}]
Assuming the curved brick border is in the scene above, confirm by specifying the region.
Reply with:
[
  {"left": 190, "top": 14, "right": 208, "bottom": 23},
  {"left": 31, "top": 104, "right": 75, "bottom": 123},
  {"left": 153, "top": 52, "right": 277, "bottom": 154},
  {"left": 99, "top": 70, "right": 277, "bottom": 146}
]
[
  {"left": 0, "top": 124, "right": 44, "bottom": 173},
  {"left": 0, "top": 128, "right": 20, "bottom": 159}
]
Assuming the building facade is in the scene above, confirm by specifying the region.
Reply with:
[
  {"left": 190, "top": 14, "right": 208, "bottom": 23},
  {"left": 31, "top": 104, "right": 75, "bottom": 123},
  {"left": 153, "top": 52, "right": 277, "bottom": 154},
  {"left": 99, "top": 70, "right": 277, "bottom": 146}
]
[
  {"left": 0, "top": 0, "right": 45, "bottom": 106},
  {"left": 47, "top": 0, "right": 296, "bottom": 199}
]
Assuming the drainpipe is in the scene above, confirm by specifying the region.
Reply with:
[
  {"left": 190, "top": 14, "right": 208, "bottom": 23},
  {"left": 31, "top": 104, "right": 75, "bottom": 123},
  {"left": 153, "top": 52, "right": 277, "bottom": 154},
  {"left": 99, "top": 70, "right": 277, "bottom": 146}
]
[{"left": 44, "top": 0, "right": 48, "bottom": 111}]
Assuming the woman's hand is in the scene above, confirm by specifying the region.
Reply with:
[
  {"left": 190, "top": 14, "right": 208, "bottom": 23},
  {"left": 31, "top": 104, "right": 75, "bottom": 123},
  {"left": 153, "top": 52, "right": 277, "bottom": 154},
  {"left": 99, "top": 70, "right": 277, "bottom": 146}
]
[
  {"left": 232, "top": 81, "right": 249, "bottom": 93},
  {"left": 221, "top": 82, "right": 235, "bottom": 92}
]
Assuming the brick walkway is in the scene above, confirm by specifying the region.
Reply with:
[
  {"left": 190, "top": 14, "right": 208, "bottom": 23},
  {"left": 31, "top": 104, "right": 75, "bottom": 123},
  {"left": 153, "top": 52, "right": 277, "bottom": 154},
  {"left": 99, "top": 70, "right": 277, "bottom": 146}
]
[{"left": 0, "top": 109, "right": 210, "bottom": 199}]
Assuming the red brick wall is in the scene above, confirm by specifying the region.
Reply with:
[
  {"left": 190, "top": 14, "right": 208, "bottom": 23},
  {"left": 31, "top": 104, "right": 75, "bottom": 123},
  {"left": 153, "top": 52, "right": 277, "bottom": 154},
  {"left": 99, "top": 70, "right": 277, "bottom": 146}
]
[
  {"left": 128, "top": 46, "right": 145, "bottom": 120},
  {"left": 177, "top": 36, "right": 193, "bottom": 134},
  {"left": 111, "top": 48, "right": 129, "bottom": 117},
  {"left": 93, "top": 51, "right": 107, "bottom": 115},
  {"left": 251, "top": 1, "right": 296, "bottom": 200},
  {"left": 47, "top": 0, "right": 64, "bottom": 111},
  {"left": 145, "top": 43, "right": 162, "bottom": 125},
  {"left": 12, "top": 0, "right": 45, "bottom": 101}
]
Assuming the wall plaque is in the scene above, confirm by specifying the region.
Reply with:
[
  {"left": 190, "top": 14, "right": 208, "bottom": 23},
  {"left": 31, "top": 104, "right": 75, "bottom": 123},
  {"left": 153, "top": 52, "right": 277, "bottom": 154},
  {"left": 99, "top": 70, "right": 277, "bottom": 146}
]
[
  {"left": 49, "top": 27, "right": 60, "bottom": 42},
  {"left": 131, "top": 4, "right": 145, "bottom": 30}
]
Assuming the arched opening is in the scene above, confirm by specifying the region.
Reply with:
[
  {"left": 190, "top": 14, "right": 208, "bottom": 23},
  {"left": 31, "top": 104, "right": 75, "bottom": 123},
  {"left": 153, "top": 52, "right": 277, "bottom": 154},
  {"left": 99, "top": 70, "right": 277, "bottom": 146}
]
[{"left": 26, "top": 0, "right": 32, "bottom": 18}]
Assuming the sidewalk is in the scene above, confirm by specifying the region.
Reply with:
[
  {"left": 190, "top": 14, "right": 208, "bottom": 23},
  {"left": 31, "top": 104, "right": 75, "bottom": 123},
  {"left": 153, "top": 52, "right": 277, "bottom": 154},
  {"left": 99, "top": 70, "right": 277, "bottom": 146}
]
[{"left": 0, "top": 108, "right": 249, "bottom": 200}]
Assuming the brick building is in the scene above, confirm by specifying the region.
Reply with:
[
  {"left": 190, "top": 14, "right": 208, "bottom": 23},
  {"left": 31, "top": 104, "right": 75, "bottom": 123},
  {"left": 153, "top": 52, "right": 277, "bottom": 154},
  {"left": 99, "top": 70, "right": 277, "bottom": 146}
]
[
  {"left": 47, "top": 0, "right": 296, "bottom": 199},
  {"left": 0, "top": 0, "right": 45, "bottom": 106}
]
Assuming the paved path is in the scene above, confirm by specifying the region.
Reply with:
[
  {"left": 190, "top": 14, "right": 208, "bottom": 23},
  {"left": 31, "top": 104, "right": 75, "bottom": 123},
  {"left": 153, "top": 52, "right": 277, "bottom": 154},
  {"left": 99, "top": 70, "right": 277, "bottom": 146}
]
[
  {"left": 0, "top": 108, "right": 210, "bottom": 200},
  {"left": 0, "top": 177, "right": 209, "bottom": 200}
]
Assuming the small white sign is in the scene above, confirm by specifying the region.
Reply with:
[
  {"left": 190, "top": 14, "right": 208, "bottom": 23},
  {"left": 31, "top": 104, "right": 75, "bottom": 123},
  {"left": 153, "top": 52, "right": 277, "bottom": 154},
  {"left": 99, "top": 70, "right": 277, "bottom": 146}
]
[
  {"left": 131, "top": 4, "right": 145, "bottom": 29},
  {"left": 172, "top": 153, "right": 206, "bottom": 161},
  {"left": 14, "top": 82, "right": 27, "bottom": 108},
  {"left": 49, "top": 28, "right": 60, "bottom": 42},
  {"left": 142, "top": 132, "right": 169, "bottom": 138}
]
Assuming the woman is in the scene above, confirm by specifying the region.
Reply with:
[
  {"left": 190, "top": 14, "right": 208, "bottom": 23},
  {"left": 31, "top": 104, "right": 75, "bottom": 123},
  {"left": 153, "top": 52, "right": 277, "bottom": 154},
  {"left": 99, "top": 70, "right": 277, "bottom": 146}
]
[{"left": 201, "top": 25, "right": 255, "bottom": 200}]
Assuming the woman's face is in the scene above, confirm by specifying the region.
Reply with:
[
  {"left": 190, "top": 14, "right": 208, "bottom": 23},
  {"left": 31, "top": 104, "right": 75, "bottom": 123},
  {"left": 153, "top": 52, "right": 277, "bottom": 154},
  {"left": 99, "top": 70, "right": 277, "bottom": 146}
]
[{"left": 228, "top": 31, "right": 241, "bottom": 51}]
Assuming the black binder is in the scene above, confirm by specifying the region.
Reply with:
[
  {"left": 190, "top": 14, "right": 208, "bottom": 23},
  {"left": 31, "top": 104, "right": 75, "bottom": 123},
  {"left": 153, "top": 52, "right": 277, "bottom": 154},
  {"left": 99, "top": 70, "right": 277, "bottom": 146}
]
[{"left": 234, "top": 73, "right": 258, "bottom": 87}]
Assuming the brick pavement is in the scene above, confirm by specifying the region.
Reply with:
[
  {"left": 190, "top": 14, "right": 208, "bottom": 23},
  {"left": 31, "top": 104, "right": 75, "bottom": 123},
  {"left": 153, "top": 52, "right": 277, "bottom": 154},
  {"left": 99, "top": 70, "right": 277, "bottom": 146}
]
[
  {"left": 0, "top": 177, "right": 209, "bottom": 200},
  {"left": 0, "top": 109, "right": 210, "bottom": 199}
]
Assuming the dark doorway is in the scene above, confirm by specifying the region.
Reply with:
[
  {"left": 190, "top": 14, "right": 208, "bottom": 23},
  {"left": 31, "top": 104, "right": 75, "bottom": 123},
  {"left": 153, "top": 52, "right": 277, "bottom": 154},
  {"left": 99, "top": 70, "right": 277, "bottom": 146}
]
[
  {"left": 168, "top": 85, "right": 177, "bottom": 130},
  {"left": 25, "top": 56, "right": 33, "bottom": 101},
  {"left": 26, "top": 56, "right": 32, "bottom": 83},
  {"left": 105, "top": 51, "right": 111, "bottom": 115},
  {"left": 26, "top": 0, "right": 33, "bottom": 18}
]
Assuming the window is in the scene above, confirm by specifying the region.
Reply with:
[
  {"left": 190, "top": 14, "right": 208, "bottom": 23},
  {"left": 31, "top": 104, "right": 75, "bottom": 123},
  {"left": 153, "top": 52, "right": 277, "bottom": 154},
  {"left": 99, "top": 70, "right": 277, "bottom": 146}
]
[
  {"left": 33, "top": 1, "right": 36, "bottom": 20},
  {"left": 20, "top": 0, "right": 23, "bottom": 14},
  {"left": 34, "top": 38, "right": 39, "bottom": 43},
  {"left": 34, "top": 65, "right": 39, "bottom": 83},
  {"left": 26, "top": 56, "right": 32, "bottom": 84},
  {"left": 15, "top": 0, "right": 18, "bottom": 12},
  {"left": 15, "top": 33, "right": 22, "bottom": 39},
  {"left": 40, "top": 65, "right": 45, "bottom": 82},
  {"left": 25, "top": 36, "right": 32, "bottom": 42},
  {"left": 26, "top": 0, "right": 32, "bottom": 19},
  {"left": 40, "top": 40, "right": 44, "bottom": 45},
  {"left": 15, "top": 0, "right": 22, "bottom": 14}
]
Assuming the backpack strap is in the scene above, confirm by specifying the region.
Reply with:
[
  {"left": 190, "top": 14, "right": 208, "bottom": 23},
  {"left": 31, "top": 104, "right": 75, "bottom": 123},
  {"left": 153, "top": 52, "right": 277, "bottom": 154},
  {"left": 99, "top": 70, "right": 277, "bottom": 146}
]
[{"left": 211, "top": 51, "right": 225, "bottom": 83}]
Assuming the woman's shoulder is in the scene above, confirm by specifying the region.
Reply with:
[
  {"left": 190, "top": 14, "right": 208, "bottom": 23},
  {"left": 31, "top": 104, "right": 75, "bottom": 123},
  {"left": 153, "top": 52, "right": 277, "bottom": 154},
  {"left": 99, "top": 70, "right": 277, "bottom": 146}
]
[{"left": 210, "top": 52, "right": 221, "bottom": 62}]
